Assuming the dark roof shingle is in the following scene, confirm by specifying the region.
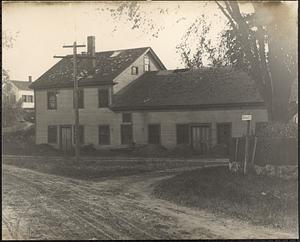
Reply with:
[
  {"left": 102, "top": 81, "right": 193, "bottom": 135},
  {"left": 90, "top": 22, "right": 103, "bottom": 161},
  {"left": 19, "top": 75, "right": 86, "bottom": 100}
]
[
  {"left": 30, "top": 47, "right": 150, "bottom": 89},
  {"left": 11, "top": 80, "right": 31, "bottom": 91},
  {"left": 112, "top": 67, "right": 265, "bottom": 111}
]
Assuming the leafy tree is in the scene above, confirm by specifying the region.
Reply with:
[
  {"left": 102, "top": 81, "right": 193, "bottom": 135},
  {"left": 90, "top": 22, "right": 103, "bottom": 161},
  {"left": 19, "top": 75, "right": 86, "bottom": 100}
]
[
  {"left": 101, "top": 2, "right": 297, "bottom": 121},
  {"left": 2, "top": 30, "right": 23, "bottom": 126}
]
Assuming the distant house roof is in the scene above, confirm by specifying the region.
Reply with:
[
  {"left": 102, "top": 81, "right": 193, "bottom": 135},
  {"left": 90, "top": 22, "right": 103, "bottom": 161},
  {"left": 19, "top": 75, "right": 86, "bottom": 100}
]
[
  {"left": 30, "top": 47, "right": 166, "bottom": 89},
  {"left": 112, "top": 67, "right": 265, "bottom": 111},
  {"left": 11, "top": 80, "right": 32, "bottom": 91}
]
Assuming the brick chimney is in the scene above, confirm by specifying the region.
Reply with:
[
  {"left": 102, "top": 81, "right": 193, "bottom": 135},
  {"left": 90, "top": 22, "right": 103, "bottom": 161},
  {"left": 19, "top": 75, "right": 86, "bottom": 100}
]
[
  {"left": 87, "top": 36, "right": 96, "bottom": 69},
  {"left": 28, "top": 76, "right": 32, "bottom": 83},
  {"left": 87, "top": 36, "right": 95, "bottom": 56}
]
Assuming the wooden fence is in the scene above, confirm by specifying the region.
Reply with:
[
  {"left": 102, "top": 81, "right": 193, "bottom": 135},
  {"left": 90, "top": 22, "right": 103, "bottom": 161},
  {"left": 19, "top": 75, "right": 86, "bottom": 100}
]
[{"left": 229, "top": 136, "right": 298, "bottom": 167}]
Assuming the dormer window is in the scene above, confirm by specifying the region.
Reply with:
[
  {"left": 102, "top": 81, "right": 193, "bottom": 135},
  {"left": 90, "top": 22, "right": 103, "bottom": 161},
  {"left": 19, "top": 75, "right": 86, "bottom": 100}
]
[
  {"left": 98, "top": 88, "right": 110, "bottom": 108},
  {"left": 144, "top": 56, "right": 150, "bottom": 72},
  {"left": 110, "top": 51, "right": 122, "bottom": 58},
  {"left": 131, "top": 66, "right": 139, "bottom": 75}
]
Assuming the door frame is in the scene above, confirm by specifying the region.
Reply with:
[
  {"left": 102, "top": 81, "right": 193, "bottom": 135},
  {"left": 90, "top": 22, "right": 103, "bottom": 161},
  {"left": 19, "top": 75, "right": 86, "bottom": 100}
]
[
  {"left": 190, "top": 123, "right": 212, "bottom": 150},
  {"left": 59, "top": 125, "right": 73, "bottom": 151}
]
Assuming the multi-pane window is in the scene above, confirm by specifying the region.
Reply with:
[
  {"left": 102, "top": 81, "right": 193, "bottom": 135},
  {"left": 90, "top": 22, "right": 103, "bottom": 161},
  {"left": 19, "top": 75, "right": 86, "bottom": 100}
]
[
  {"left": 98, "top": 89, "right": 109, "bottom": 107},
  {"left": 99, "top": 125, "right": 110, "bottom": 145},
  {"left": 73, "top": 89, "right": 84, "bottom": 109},
  {"left": 148, "top": 124, "right": 161, "bottom": 144},
  {"left": 122, "top": 113, "right": 132, "bottom": 123},
  {"left": 73, "top": 125, "right": 84, "bottom": 144},
  {"left": 144, "top": 56, "right": 150, "bottom": 72},
  {"left": 47, "top": 91, "right": 58, "bottom": 110},
  {"left": 131, "top": 66, "right": 139, "bottom": 75},
  {"left": 48, "top": 125, "right": 57, "bottom": 143},
  {"left": 176, "top": 124, "right": 190, "bottom": 144},
  {"left": 121, "top": 124, "right": 133, "bottom": 145},
  {"left": 22, "top": 95, "right": 33, "bottom": 102}
]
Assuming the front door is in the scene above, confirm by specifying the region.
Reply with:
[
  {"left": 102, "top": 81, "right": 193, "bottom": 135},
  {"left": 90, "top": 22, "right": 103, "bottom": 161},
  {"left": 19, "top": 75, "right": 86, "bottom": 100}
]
[
  {"left": 217, "top": 123, "right": 232, "bottom": 155},
  {"left": 60, "top": 126, "right": 72, "bottom": 152},
  {"left": 191, "top": 125, "right": 211, "bottom": 154}
]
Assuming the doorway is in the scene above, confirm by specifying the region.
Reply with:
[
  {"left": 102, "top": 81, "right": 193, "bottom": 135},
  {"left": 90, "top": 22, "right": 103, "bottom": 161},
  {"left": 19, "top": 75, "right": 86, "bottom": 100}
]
[
  {"left": 217, "top": 123, "right": 232, "bottom": 155},
  {"left": 60, "top": 125, "right": 72, "bottom": 152},
  {"left": 191, "top": 124, "right": 211, "bottom": 154}
]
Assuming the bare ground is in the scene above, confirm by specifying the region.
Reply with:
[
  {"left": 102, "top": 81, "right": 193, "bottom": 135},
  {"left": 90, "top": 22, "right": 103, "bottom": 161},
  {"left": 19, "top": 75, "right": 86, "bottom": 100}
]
[{"left": 2, "top": 164, "right": 297, "bottom": 240}]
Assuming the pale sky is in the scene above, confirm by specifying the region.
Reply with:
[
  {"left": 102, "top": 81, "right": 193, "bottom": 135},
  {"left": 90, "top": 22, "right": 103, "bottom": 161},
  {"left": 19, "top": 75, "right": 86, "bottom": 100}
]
[{"left": 2, "top": 1, "right": 297, "bottom": 82}]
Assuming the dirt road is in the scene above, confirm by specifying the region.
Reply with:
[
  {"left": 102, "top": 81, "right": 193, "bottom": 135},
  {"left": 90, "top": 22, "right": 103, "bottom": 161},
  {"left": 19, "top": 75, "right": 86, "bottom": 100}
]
[{"left": 2, "top": 164, "right": 297, "bottom": 240}]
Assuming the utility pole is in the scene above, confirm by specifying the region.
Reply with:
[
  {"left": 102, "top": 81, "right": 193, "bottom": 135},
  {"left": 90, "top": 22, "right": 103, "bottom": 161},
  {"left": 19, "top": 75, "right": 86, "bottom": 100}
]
[{"left": 54, "top": 41, "right": 95, "bottom": 163}]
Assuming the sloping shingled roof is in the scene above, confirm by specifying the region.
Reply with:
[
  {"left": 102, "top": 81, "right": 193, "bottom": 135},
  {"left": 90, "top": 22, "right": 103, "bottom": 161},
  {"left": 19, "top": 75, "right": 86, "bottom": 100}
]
[
  {"left": 112, "top": 67, "right": 265, "bottom": 111},
  {"left": 11, "top": 80, "right": 31, "bottom": 91},
  {"left": 30, "top": 47, "right": 151, "bottom": 89}
]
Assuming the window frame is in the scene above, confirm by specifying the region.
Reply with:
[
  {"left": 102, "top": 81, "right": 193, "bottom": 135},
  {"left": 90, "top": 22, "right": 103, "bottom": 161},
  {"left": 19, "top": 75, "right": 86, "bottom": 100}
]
[
  {"left": 144, "top": 56, "right": 150, "bottom": 72},
  {"left": 121, "top": 124, "right": 133, "bottom": 145},
  {"left": 98, "top": 89, "right": 109, "bottom": 108},
  {"left": 131, "top": 66, "right": 139, "bottom": 75},
  {"left": 148, "top": 124, "right": 161, "bottom": 145},
  {"left": 176, "top": 124, "right": 190, "bottom": 145},
  {"left": 98, "top": 125, "right": 110, "bottom": 145},
  {"left": 48, "top": 125, "right": 58, "bottom": 144},
  {"left": 122, "top": 113, "right": 132, "bottom": 123},
  {"left": 47, "top": 90, "right": 58, "bottom": 110}
]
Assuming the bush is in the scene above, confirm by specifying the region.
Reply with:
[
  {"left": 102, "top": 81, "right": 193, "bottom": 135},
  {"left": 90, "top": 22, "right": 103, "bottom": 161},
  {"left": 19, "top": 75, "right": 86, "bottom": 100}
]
[
  {"left": 210, "top": 144, "right": 228, "bottom": 157},
  {"left": 81, "top": 144, "right": 96, "bottom": 153},
  {"left": 256, "top": 122, "right": 298, "bottom": 138},
  {"left": 131, "top": 144, "right": 168, "bottom": 157}
]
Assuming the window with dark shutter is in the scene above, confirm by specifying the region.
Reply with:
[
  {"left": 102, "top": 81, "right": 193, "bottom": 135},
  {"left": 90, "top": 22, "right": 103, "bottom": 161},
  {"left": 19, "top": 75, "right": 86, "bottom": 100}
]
[
  {"left": 176, "top": 124, "right": 190, "bottom": 144},
  {"left": 48, "top": 125, "right": 57, "bottom": 143},
  {"left": 122, "top": 113, "right": 132, "bottom": 123},
  {"left": 121, "top": 124, "right": 133, "bottom": 145},
  {"left": 47, "top": 91, "right": 57, "bottom": 110},
  {"left": 73, "top": 89, "right": 84, "bottom": 109},
  {"left": 73, "top": 125, "right": 84, "bottom": 144},
  {"left": 98, "top": 89, "right": 109, "bottom": 107},
  {"left": 99, "top": 125, "right": 110, "bottom": 145},
  {"left": 148, "top": 124, "right": 160, "bottom": 144},
  {"left": 131, "top": 66, "right": 139, "bottom": 75},
  {"left": 22, "top": 95, "right": 26, "bottom": 102}
]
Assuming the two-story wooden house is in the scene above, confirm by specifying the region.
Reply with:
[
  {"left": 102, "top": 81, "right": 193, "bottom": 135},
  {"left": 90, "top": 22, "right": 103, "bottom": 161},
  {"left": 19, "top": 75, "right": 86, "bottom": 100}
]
[{"left": 30, "top": 36, "right": 268, "bottom": 154}]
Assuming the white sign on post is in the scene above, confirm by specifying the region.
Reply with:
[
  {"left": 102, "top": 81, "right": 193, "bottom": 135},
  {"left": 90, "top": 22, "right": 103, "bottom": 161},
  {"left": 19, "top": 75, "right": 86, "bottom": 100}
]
[{"left": 242, "top": 114, "right": 252, "bottom": 121}]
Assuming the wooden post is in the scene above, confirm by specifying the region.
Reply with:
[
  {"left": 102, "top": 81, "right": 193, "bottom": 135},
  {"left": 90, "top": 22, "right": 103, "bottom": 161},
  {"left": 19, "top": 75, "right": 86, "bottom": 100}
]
[
  {"left": 54, "top": 42, "right": 95, "bottom": 163},
  {"left": 244, "top": 120, "right": 251, "bottom": 174},
  {"left": 251, "top": 136, "right": 258, "bottom": 165},
  {"left": 73, "top": 42, "right": 80, "bottom": 164},
  {"left": 234, "top": 137, "right": 239, "bottom": 162}
]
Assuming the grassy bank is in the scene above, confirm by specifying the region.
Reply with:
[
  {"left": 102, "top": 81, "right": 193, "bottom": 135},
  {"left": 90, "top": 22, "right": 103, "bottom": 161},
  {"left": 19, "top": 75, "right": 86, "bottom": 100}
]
[{"left": 153, "top": 166, "right": 298, "bottom": 233}]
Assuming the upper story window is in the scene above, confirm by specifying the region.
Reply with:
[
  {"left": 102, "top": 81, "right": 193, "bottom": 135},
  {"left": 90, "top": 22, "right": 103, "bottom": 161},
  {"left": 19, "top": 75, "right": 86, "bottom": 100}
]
[
  {"left": 47, "top": 91, "right": 58, "bottom": 110},
  {"left": 73, "top": 89, "right": 84, "bottom": 109},
  {"left": 131, "top": 66, "right": 139, "bottom": 75},
  {"left": 22, "top": 95, "right": 34, "bottom": 103},
  {"left": 98, "top": 89, "right": 109, "bottom": 108},
  {"left": 144, "top": 56, "right": 150, "bottom": 72},
  {"left": 122, "top": 113, "right": 132, "bottom": 123}
]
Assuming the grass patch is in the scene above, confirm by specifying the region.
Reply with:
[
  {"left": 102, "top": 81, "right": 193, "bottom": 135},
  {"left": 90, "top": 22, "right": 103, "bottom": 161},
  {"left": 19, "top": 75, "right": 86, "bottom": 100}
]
[{"left": 153, "top": 166, "right": 298, "bottom": 233}]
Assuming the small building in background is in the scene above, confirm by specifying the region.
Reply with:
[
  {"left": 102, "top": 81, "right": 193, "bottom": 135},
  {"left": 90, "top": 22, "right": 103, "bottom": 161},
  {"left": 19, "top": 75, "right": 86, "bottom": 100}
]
[{"left": 10, "top": 76, "right": 34, "bottom": 110}]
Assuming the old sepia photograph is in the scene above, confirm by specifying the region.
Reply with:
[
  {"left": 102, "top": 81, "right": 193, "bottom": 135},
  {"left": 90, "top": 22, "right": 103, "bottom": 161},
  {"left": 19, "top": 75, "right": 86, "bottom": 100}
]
[{"left": 2, "top": 0, "right": 298, "bottom": 240}]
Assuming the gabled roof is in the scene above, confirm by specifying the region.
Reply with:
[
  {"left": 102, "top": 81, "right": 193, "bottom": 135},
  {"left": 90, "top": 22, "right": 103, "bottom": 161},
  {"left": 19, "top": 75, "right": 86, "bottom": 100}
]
[
  {"left": 30, "top": 47, "right": 166, "bottom": 89},
  {"left": 112, "top": 67, "right": 265, "bottom": 111},
  {"left": 11, "top": 80, "right": 32, "bottom": 91}
]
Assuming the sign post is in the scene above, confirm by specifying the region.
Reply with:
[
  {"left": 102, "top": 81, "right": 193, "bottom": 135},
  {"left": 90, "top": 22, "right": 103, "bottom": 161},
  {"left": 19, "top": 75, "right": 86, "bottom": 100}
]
[{"left": 242, "top": 114, "right": 252, "bottom": 174}]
